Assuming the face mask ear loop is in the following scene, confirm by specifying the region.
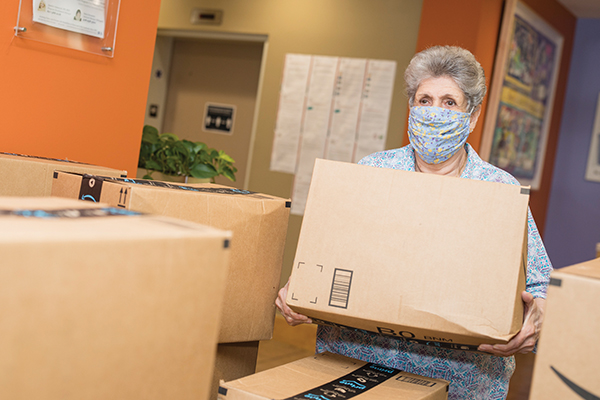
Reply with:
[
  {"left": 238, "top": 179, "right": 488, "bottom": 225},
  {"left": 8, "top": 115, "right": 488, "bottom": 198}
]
[{"left": 467, "top": 105, "right": 477, "bottom": 132}]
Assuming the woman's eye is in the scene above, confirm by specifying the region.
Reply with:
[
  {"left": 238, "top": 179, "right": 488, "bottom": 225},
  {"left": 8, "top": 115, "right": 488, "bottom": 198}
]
[{"left": 446, "top": 100, "right": 456, "bottom": 106}]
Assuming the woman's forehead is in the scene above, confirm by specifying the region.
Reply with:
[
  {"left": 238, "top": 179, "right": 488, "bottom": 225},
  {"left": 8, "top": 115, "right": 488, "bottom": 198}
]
[{"left": 416, "top": 76, "right": 464, "bottom": 98}]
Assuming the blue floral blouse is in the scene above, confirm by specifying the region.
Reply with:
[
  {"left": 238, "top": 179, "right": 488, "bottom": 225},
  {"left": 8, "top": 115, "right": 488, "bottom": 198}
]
[{"left": 316, "top": 143, "right": 553, "bottom": 400}]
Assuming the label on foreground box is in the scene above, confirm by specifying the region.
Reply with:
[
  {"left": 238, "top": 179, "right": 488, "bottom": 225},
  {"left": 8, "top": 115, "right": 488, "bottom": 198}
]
[
  {"left": 287, "top": 159, "right": 529, "bottom": 351},
  {"left": 0, "top": 196, "right": 231, "bottom": 400},
  {"left": 218, "top": 352, "right": 448, "bottom": 400},
  {"left": 0, "top": 152, "right": 127, "bottom": 197},
  {"left": 51, "top": 171, "right": 291, "bottom": 343},
  {"left": 529, "top": 258, "right": 600, "bottom": 399}
]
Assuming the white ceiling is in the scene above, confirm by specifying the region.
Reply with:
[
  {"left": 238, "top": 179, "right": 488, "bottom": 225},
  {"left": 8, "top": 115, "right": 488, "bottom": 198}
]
[{"left": 557, "top": 0, "right": 600, "bottom": 18}]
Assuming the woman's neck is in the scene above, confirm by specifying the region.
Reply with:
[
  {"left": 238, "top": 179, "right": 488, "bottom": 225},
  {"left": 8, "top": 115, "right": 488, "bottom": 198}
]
[{"left": 414, "top": 147, "right": 468, "bottom": 177}]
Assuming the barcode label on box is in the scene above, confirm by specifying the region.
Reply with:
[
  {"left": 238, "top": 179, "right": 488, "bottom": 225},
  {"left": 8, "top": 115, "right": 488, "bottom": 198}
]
[{"left": 329, "top": 269, "right": 353, "bottom": 309}]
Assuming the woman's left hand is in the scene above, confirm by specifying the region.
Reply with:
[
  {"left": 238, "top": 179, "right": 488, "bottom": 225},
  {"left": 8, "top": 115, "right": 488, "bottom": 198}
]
[{"left": 478, "top": 291, "right": 545, "bottom": 357}]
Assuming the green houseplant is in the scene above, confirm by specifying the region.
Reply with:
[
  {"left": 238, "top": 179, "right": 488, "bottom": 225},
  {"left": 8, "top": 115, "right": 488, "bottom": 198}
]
[{"left": 138, "top": 125, "right": 237, "bottom": 183}]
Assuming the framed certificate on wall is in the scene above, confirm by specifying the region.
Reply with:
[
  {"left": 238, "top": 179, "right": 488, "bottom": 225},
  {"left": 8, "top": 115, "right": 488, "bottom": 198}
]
[{"left": 15, "top": 0, "right": 121, "bottom": 57}]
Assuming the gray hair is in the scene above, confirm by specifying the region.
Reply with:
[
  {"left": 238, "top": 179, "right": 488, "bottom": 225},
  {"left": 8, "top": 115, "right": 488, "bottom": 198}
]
[{"left": 404, "top": 46, "right": 487, "bottom": 112}]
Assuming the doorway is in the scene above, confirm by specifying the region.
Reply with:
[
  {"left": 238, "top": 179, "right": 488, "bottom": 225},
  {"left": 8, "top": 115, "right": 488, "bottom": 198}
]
[{"left": 144, "top": 31, "right": 267, "bottom": 189}]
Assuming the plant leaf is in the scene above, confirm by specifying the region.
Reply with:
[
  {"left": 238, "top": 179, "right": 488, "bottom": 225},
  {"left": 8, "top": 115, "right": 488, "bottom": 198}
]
[
  {"left": 218, "top": 151, "right": 235, "bottom": 163},
  {"left": 190, "top": 163, "right": 218, "bottom": 179},
  {"left": 145, "top": 160, "right": 162, "bottom": 171},
  {"left": 160, "top": 133, "right": 179, "bottom": 141},
  {"left": 142, "top": 125, "right": 159, "bottom": 143},
  {"left": 222, "top": 168, "right": 236, "bottom": 182}
]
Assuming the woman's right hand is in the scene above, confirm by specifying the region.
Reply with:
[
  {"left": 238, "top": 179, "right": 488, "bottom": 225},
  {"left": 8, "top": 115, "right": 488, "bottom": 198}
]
[{"left": 275, "top": 279, "right": 312, "bottom": 326}]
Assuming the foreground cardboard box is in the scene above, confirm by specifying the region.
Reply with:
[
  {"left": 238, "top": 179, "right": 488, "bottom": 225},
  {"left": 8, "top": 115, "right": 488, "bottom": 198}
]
[
  {"left": 0, "top": 152, "right": 127, "bottom": 196},
  {"left": 219, "top": 352, "right": 449, "bottom": 400},
  {"left": 51, "top": 171, "right": 291, "bottom": 343},
  {"left": 211, "top": 342, "right": 260, "bottom": 400},
  {"left": 287, "top": 159, "right": 529, "bottom": 351},
  {"left": 0, "top": 197, "right": 231, "bottom": 400},
  {"left": 529, "top": 258, "right": 600, "bottom": 399}
]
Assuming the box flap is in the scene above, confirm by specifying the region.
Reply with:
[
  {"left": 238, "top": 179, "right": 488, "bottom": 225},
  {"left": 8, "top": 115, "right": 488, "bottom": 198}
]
[{"left": 555, "top": 257, "right": 600, "bottom": 281}]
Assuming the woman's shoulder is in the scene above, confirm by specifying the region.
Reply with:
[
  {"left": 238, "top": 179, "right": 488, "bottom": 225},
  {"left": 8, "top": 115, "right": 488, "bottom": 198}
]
[
  {"left": 358, "top": 145, "right": 414, "bottom": 170},
  {"left": 465, "top": 145, "right": 521, "bottom": 186}
]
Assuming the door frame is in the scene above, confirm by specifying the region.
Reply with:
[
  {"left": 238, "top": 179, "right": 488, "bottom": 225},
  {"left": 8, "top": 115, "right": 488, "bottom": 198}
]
[{"left": 153, "top": 28, "right": 269, "bottom": 190}]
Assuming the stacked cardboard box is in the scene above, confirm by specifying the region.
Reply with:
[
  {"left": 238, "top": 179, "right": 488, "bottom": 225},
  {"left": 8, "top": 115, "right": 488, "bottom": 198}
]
[
  {"left": 51, "top": 172, "right": 291, "bottom": 396},
  {"left": 218, "top": 352, "right": 449, "bottom": 399},
  {"left": 287, "top": 159, "right": 530, "bottom": 351},
  {"left": 0, "top": 197, "right": 231, "bottom": 400},
  {"left": 528, "top": 257, "right": 600, "bottom": 399},
  {"left": 0, "top": 152, "right": 127, "bottom": 196}
]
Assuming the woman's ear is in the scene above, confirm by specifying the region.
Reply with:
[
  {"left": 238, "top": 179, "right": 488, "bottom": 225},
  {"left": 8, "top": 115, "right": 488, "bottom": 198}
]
[{"left": 469, "top": 106, "right": 482, "bottom": 132}]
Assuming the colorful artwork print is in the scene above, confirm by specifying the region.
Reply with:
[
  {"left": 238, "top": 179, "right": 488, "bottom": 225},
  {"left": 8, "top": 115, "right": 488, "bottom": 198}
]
[
  {"left": 491, "top": 104, "right": 542, "bottom": 177},
  {"left": 489, "top": 14, "right": 557, "bottom": 181}
]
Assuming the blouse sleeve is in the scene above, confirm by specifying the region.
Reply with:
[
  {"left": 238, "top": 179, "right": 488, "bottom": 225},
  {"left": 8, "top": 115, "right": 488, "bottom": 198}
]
[{"left": 525, "top": 207, "right": 553, "bottom": 299}]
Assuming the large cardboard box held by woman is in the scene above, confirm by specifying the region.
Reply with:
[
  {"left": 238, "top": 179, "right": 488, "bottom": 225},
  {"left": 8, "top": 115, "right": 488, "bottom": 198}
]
[
  {"left": 0, "top": 152, "right": 127, "bottom": 196},
  {"left": 51, "top": 171, "right": 291, "bottom": 343},
  {"left": 218, "top": 352, "right": 449, "bottom": 400},
  {"left": 286, "top": 159, "right": 530, "bottom": 351},
  {"left": 0, "top": 197, "right": 231, "bottom": 400},
  {"left": 528, "top": 258, "right": 600, "bottom": 399}
]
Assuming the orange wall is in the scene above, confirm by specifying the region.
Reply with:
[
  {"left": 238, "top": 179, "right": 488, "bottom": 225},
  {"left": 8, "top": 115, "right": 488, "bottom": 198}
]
[
  {"left": 416, "top": 0, "right": 576, "bottom": 234},
  {"left": 415, "top": 0, "right": 504, "bottom": 153},
  {"left": 0, "top": 0, "right": 162, "bottom": 176}
]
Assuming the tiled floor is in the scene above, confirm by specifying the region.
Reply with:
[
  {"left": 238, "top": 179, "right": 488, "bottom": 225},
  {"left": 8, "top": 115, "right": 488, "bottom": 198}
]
[{"left": 256, "top": 314, "right": 535, "bottom": 400}]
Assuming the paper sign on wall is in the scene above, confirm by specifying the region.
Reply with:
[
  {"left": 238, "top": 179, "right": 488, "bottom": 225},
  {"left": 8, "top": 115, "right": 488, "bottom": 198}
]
[
  {"left": 32, "top": 0, "right": 106, "bottom": 38},
  {"left": 271, "top": 54, "right": 396, "bottom": 215},
  {"left": 204, "top": 103, "right": 236, "bottom": 135}
]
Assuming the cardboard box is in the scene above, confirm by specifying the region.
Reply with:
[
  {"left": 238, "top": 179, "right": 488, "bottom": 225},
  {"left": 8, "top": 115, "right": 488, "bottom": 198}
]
[
  {"left": 218, "top": 351, "right": 449, "bottom": 400},
  {"left": 211, "top": 342, "right": 260, "bottom": 400},
  {"left": 528, "top": 258, "right": 600, "bottom": 399},
  {"left": 287, "top": 159, "right": 529, "bottom": 351},
  {"left": 0, "top": 152, "right": 127, "bottom": 196},
  {"left": 0, "top": 197, "right": 231, "bottom": 400},
  {"left": 51, "top": 171, "right": 291, "bottom": 343}
]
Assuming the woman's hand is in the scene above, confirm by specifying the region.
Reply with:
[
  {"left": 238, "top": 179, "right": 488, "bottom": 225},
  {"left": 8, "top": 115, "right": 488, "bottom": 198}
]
[
  {"left": 478, "top": 291, "right": 545, "bottom": 357},
  {"left": 275, "top": 279, "right": 312, "bottom": 326}
]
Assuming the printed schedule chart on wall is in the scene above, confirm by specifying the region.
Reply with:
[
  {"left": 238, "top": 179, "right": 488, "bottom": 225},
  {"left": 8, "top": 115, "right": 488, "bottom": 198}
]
[{"left": 271, "top": 54, "right": 397, "bottom": 216}]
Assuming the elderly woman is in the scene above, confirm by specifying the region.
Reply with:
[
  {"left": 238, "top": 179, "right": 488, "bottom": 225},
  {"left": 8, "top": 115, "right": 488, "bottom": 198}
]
[{"left": 276, "top": 46, "right": 552, "bottom": 400}]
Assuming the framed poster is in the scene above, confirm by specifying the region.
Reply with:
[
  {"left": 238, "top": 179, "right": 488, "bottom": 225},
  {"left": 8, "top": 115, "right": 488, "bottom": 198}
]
[
  {"left": 32, "top": 0, "right": 106, "bottom": 38},
  {"left": 14, "top": 0, "right": 121, "bottom": 57},
  {"left": 480, "top": 0, "right": 563, "bottom": 189},
  {"left": 585, "top": 93, "right": 600, "bottom": 183}
]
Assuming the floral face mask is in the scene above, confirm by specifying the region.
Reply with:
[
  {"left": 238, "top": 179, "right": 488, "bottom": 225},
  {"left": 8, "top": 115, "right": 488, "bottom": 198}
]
[{"left": 407, "top": 106, "right": 472, "bottom": 165}]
